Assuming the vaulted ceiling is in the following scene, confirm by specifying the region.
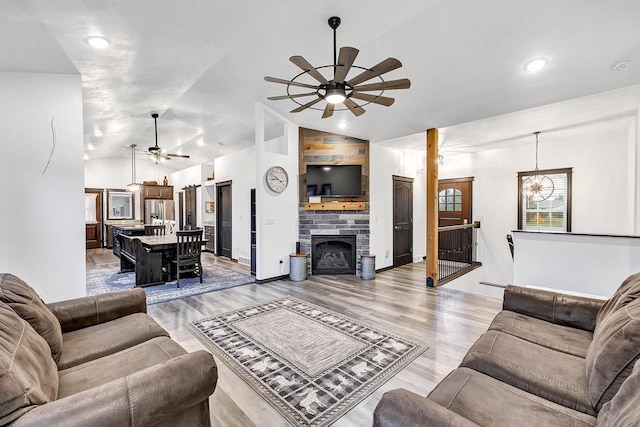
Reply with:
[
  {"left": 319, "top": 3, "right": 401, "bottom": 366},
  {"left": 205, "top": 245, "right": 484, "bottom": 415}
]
[{"left": 2, "top": 0, "right": 640, "bottom": 169}]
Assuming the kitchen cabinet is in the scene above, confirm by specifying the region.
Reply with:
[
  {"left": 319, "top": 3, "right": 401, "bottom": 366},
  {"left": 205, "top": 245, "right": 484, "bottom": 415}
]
[
  {"left": 204, "top": 226, "right": 215, "bottom": 253},
  {"left": 143, "top": 184, "right": 173, "bottom": 200}
]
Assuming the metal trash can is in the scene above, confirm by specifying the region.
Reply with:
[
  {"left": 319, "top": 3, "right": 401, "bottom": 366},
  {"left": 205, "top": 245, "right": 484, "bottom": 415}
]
[
  {"left": 289, "top": 253, "right": 308, "bottom": 282},
  {"left": 361, "top": 254, "right": 376, "bottom": 280}
]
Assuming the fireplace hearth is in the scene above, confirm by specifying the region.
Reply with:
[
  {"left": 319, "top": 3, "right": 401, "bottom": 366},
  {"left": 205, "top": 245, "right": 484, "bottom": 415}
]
[{"left": 311, "top": 235, "right": 356, "bottom": 275}]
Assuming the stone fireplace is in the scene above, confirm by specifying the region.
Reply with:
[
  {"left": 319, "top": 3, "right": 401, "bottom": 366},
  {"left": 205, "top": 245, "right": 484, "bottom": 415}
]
[
  {"left": 311, "top": 235, "right": 356, "bottom": 275},
  {"left": 298, "top": 205, "right": 369, "bottom": 275}
]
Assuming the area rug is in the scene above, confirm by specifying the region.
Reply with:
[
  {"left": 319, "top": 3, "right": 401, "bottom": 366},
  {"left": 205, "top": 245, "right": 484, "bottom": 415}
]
[
  {"left": 86, "top": 260, "right": 255, "bottom": 305},
  {"left": 188, "top": 297, "right": 425, "bottom": 426}
]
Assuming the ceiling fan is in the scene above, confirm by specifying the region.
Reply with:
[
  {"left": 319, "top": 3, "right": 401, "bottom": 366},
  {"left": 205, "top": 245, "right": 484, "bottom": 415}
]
[
  {"left": 264, "top": 16, "right": 411, "bottom": 119},
  {"left": 146, "top": 113, "right": 190, "bottom": 162}
]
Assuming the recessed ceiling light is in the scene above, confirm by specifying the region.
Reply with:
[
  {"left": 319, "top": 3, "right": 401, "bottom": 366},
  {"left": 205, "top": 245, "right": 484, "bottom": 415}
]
[
  {"left": 338, "top": 121, "right": 348, "bottom": 129},
  {"left": 83, "top": 154, "right": 90, "bottom": 160},
  {"left": 612, "top": 60, "right": 632, "bottom": 72},
  {"left": 84, "top": 36, "right": 111, "bottom": 49},
  {"left": 94, "top": 128, "right": 103, "bottom": 137},
  {"left": 525, "top": 57, "right": 549, "bottom": 73},
  {"left": 197, "top": 139, "right": 205, "bottom": 146},
  {"left": 86, "top": 143, "right": 95, "bottom": 151}
]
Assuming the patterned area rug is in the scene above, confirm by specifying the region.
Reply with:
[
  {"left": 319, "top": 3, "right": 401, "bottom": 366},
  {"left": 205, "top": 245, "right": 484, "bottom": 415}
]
[
  {"left": 86, "top": 259, "right": 255, "bottom": 305},
  {"left": 188, "top": 297, "right": 426, "bottom": 426}
]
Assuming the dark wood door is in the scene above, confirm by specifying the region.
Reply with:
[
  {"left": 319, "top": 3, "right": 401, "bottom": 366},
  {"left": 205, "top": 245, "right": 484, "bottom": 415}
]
[
  {"left": 438, "top": 178, "right": 473, "bottom": 263},
  {"left": 217, "top": 182, "right": 232, "bottom": 258},
  {"left": 438, "top": 179, "right": 472, "bottom": 226},
  {"left": 184, "top": 186, "right": 197, "bottom": 229},
  {"left": 85, "top": 188, "right": 103, "bottom": 249},
  {"left": 393, "top": 176, "right": 413, "bottom": 267}
]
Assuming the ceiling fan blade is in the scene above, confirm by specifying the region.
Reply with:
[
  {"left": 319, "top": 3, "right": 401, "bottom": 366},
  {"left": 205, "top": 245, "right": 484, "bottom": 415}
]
[
  {"left": 166, "top": 153, "right": 190, "bottom": 158},
  {"left": 321, "top": 103, "right": 334, "bottom": 119},
  {"left": 290, "top": 56, "right": 329, "bottom": 84},
  {"left": 353, "top": 78, "right": 411, "bottom": 92},
  {"left": 267, "top": 92, "right": 317, "bottom": 101},
  {"left": 290, "top": 97, "right": 323, "bottom": 113},
  {"left": 264, "top": 76, "right": 319, "bottom": 90},
  {"left": 350, "top": 92, "right": 395, "bottom": 107},
  {"left": 334, "top": 47, "right": 359, "bottom": 84},
  {"left": 343, "top": 98, "right": 365, "bottom": 117},
  {"left": 347, "top": 58, "right": 403, "bottom": 86}
]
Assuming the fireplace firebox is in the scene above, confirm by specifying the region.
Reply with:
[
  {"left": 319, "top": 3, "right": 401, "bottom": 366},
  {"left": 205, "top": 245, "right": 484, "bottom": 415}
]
[{"left": 311, "top": 235, "right": 356, "bottom": 275}]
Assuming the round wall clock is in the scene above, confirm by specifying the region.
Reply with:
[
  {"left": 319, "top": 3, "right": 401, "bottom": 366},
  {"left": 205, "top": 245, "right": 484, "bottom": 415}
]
[{"left": 265, "top": 166, "right": 289, "bottom": 193}]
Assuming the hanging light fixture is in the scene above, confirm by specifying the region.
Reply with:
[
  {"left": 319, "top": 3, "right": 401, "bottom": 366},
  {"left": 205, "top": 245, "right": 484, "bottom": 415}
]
[
  {"left": 522, "top": 131, "right": 554, "bottom": 201},
  {"left": 126, "top": 144, "right": 142, "bottom": 192}
]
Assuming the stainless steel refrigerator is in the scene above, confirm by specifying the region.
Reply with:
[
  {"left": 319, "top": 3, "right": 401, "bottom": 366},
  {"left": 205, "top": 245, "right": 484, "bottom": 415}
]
[{"left": 144, "top": 199, "right": 175, "bottom": 224}]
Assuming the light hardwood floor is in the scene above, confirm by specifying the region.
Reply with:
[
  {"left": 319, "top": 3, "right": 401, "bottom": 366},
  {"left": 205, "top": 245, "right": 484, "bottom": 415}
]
[{"left": 86, "top": 249, "right": 502, "bottom": 427}]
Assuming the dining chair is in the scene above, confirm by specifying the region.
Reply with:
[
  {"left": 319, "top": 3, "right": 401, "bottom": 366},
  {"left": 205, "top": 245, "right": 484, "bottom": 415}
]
[
  {"left": 171, "top": 229, "right": 203, "bottom": 287},
  {"left": 145, "top": 224, "right": 166, "bottom": 236}
]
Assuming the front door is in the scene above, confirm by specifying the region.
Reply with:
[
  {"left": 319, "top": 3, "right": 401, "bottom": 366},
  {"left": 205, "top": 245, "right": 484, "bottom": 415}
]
[
  {"left": 217, "top": 181, "right": 232, "bottom": 258},
  {"left": 85, "top": 188, "right": 103, "bottom": 249},
  {"left": 438, "top": 178, "right": 473, "bottom": 263},
  {"left": 393, "top": 175, "right": 413, "bottom": 267}
]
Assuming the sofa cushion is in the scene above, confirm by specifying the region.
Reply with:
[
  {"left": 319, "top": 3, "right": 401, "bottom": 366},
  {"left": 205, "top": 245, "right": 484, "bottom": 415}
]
[
  {"left": 490, "top": 310, "right": 593, "bottom": 357},
  {"left": 57, "top": 313, "right": 169, "bottom": 370},
  {"left": 0, "top": 302, "right": 59, "bottom": 425},
  {"left": 461, "top": 330, "right": 594, "bottom": 415},
  {"left": 596, "top": 359, "right": 640, "bottom": 426},
  {"left": 596, "top": 272, "right": 640, "bottom": 325},
  {"left": 428, "top": 367, "right": 596, "bottom": 427},
  {"left": 0, "top": 273, "right": 63, "bottom": 362},
  {"left": 58, "top": 336, "right": 187, "bottom": 398},
  {"left": 586, "top": 297, "right": 640, "bottom": 411}
]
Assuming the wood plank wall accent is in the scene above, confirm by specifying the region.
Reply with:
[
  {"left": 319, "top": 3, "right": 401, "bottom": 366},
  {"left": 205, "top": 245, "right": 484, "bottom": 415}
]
[
  {"left": 426, "top": 128, "right": 439, "bottom": 287},
  {"left": 298, "top": 127, "right": 369, "bottom": 208}
]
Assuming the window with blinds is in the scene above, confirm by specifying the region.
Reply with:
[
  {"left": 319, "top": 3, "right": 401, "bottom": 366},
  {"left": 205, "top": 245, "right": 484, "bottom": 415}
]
[{"left": 517, "top": 168, "right": 572, "bottom": 232}]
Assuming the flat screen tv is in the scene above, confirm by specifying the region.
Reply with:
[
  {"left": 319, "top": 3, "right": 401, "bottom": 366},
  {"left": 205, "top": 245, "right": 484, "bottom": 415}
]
[{"left": 306, "top": 164, "right": 362, "bottom": 197}]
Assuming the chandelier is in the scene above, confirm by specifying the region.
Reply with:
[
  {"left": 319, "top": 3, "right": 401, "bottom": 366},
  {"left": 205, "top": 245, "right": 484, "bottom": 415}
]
[{"left": 522, "top": 131, "right": 554, "bottom": 201}]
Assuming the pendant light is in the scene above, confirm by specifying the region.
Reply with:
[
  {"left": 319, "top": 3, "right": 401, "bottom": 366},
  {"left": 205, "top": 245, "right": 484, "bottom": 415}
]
[
  {"left": 522, "top": 131, "right": 554, "bottom": 201},
  {"left": 126, "top": 144, "right": 142, "bottom": 192}
]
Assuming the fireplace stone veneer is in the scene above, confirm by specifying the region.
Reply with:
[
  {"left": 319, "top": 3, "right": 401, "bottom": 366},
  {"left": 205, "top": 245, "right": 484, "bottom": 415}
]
[{"left": 298, "top": 204, "right": 370, "bottom": 275}]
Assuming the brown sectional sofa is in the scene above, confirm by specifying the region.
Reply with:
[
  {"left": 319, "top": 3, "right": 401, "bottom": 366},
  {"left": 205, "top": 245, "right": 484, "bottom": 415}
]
[
  {"left": 373, "top": 273, "right": 640, "bottom": 426},
  {"left": 0, "top": 273, "right": 217, "bottom": 426}
]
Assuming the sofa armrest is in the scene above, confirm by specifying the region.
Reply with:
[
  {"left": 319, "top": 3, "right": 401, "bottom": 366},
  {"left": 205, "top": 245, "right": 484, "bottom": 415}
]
[
  {"left": 13, "top": 350, "right": 217, "bottom": 427},
  {"left": 46, "top": 288, "right": 147, "bottom": 333},
  {"left": 503, "top": 285, "right": 605, "bottom": 332},
  {"left": 373, "top": 389, "right": 479, "bottom": 427}
]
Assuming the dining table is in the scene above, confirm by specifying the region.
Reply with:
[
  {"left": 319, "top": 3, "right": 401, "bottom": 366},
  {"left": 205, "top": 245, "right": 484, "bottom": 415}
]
[{"left": 117, "top": 233, "right": 207, "bottom": 287}]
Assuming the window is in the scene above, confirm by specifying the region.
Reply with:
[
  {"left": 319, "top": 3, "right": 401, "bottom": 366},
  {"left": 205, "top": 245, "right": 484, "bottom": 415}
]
[
  {"left": 107, "top": 190, "right": 134, "bottom": 220},
  {"left": 439, "top": 188, "right": 462, "bottom": 212},
  {"left": 518, "top": 168, "right": 572, "bottom": 232}
]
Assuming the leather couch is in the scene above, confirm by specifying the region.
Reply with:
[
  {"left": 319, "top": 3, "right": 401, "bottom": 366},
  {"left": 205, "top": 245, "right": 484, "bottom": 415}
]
[
  {"left": 373, "top": 273, "right": 640, "bottom": 426},
  {"left": 0, "top": 273, "right": 217, "bottom": 426}
]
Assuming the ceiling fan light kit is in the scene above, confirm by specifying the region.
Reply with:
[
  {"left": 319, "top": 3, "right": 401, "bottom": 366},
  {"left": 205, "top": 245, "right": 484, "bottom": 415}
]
[
  {"left": 264, "top": 16, "right": 411, "bottom": 118},
  {"left": 148, "top": 113, "right": 191, "bottom": 163}
]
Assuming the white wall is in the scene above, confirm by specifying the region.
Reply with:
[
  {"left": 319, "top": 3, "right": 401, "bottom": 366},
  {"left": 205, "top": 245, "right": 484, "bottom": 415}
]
[
  {"left": 370, "top": 145, "right": 426, "bottom": 269},
  {"left": 513, "top": 232, "right": 640, "bottom": 298},
  {"left": 214, "top": 146, "right": 256, "bottom": 263},
  {"left": 254, "top": 104, "right": 299, "bottom": 280},
  {"left": 439, "top": 119, "right": 633, "bottom": 291},
  {"left": 169, "top": 164, "right": 205, "bottom": 228},
  {"left": 84, "top": 157, "right": 173, "bottom": 221},
  {"left": 0, "top": 72, "right": 85, "bottom": 302}
]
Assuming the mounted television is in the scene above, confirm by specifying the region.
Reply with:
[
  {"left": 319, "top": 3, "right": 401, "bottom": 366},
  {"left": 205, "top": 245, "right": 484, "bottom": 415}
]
[{"left": 306, "top": 165, "right": 362, "bottom": 197}]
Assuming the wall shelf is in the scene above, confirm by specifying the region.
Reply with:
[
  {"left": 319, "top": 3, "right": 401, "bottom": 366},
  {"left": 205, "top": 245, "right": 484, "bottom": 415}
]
[{"left": 304, "top": 202, "right": 366, "bottom": 211}]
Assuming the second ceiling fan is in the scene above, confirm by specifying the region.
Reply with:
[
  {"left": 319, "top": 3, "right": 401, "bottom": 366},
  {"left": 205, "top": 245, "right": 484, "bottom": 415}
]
[
  {"left": 147, "top": 113, "right": 190, "bottom": 162},
  {"left": 264, "top": 16, "right": 411, "bottom": 119}
]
